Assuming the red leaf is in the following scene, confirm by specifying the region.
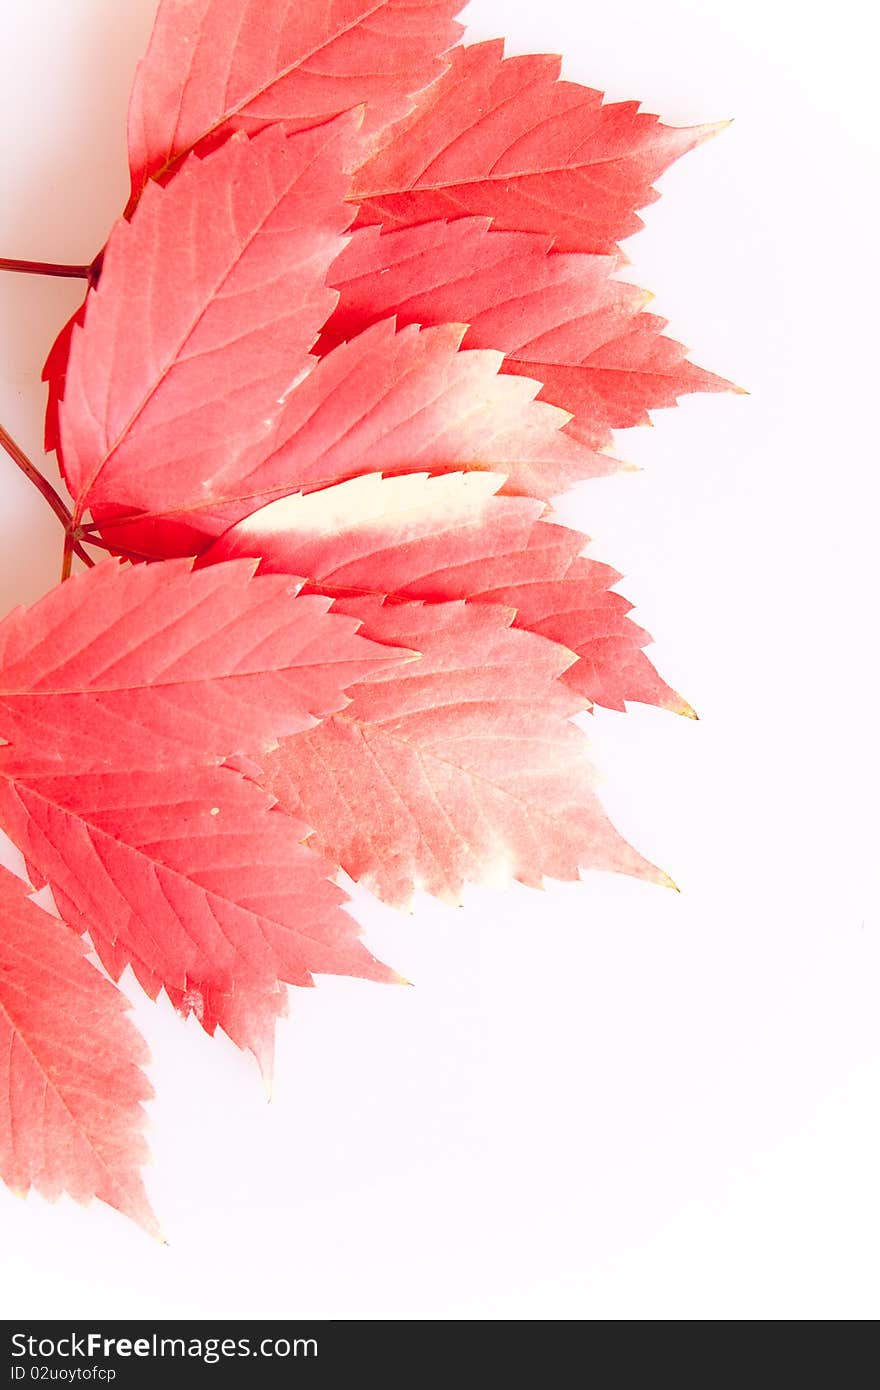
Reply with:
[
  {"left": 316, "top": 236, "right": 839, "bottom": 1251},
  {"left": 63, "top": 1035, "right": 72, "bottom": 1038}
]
[
  {"left": 260, "top": 598, "right": 669, "bottom": 908},
  {"left": 3, "top": 0, "right": 727, "bottom": 1234},
  {"left": 351, "top": 41, "right": 722, "bottom": 253},
  {"left": 0, "top": 558, "right": 409, "bottom": 1066},
  {"left": 0, "top": 558, "right": 405, "bottom": 767},
  {"left": 91, "top": 318, "right": 612, "bottom": 558},
  {"left": 42, "top": 303, "right": 85, "bottom": 457},
  {"left": 0, "top": 765, "right": 396, "bottom": 1072},
  {"left": 127, "top": 0, "right": 465, "bottom": 198},
  {"left": 0, "top": 865, "right": 157, "bottom": 1235},
  {"left": 322, "top": 218, "right": 734, "bottom": 447},
  {"left": 207, "top": 471, "right": 691, "bottom": 716},
  {"left": 490, "top": 552, "right": 693, "bottom": 717},
  {"left": 58, "top": 120, "right": 361, "bottom": 551}
]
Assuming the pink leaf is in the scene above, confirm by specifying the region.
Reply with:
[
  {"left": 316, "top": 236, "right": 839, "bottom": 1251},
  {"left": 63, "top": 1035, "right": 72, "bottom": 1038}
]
[
  {"left": 0, "top": 765, "right": 397, "bottom": 1072},
  {"left": 206, "top": 471, "right": 692, "bottom": 715},
  {"left": 0, "top": 865, "right": 157, "bottom": 1234},
  {"left": 59, "top": 120, "right": 361, "bottom": 552},
  {"left": 92, "top": 319, "right": 612, "bottom": 559},
  {"left": 352, "top": 41, "right": 721, "bottom": 253},
  {"left": 0, "top": 559, "right": 410, "bottom": 1066},
  {"left": 323, "top": 218, "right": 734, "bottom": 447},
  {"left": 127, "top": 0, "right": 466, "bottom": 198},
  {"left": 260, "top": 598, "right": 669, "bottom": 908},
  {"left": 0, "top": 558, "right": 406, "bottom": 767}
]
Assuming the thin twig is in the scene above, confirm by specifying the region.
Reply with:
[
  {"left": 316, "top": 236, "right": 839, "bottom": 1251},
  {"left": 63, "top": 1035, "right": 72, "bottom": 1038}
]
[
  {"left": 70, "top": 543, "right": 96, "bottom": 569},
  {"left": 0, "top": 256, "right": 92, "bottom": 280},
  {"left": 79, "top": 532, "right": 152, "bottom": 563},
  {"left": 0, "top": 421, "right": 93, "bottom": 569},
  {"left": 0, "top": 421, "right": 73, "bottom": 528},
  {"left": 60, "top": 531, "right": 74, "bottom": 582}
]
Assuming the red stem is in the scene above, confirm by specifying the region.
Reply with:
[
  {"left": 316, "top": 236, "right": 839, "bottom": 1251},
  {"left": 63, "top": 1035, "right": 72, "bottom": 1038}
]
[
  {"left": 0, "top": 422, "right": 93, "bottom": 571},
  {"left": 76, "top": 532, "right": 152, "bottom": 563},
  {"left": 0, "top": 422, "right": 72, "bottom": 529},
  {"left": 60, "top": 532, "right": 75, "bottom": 582},
  {"left": 0, "top": 256, "right": 92, "bottom": 280}
]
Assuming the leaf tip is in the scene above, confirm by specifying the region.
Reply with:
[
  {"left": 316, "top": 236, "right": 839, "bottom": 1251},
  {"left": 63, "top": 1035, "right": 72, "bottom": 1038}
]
[
  {"left": 657, "top": 870, "right": 680, "bottom": 893},
  {"left": 695, "top": 119, "right": 734, "bottom": 146},
  {"left": 667, "top": 696, "right": 698, "bottom": 721},
  {"left": 131, "top": 1198, "right": 165, "bottom": 1243}
]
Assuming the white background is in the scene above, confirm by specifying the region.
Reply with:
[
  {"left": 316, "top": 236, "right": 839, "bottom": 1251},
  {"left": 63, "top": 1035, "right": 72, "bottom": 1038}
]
[{"left": 0, "top": 0, "right": 877, "bottom": 1320}]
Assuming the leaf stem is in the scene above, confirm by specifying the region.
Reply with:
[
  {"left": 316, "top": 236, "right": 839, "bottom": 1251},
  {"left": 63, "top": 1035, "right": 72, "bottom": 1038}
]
[
  {"left": 0, "top": 421, "right": 93, "bottom": 570},
  {"left": 0, "top": 421, "right": 72, "bottom": 528},
  {"left": 75, "top": 532, "right": 153, "bottom": 563},
  {"left": 0, "top": 256, "right": 92, "bottom": 280},
  {"left": 60, "top": 531, "right": 75, "bottom": 581}
]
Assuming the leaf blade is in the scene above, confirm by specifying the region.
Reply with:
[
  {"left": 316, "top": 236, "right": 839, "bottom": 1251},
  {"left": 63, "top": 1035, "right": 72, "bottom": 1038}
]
[
  {"left": 260, "top": 599, "right": 667, "bottom": 908},
  {"left": 0, "top": 865, "right": 156, "bottom": 1234},
  {"left": 127, "top": 0, "right": 466, "bottom": 197},
  {"left": 206, "top": 471, "right": 689, "bottom": 715},
  {"left": 59, "top": 120, "right": 361, "bottom": 546},
  {"left": 352, "top": 41, "right": 717, "bottom": 253},
  {"left": 0, "top": 767, "right": 397, "bottom": 1070},
  {"left": 323, "top": 218, "right": 734, "bottom": 448},
  {"left": 90, "top": 319, "right": 612, "bottom": 558},
  {"left": 0, "top": 558, "right": 407, "bottom": 768}
]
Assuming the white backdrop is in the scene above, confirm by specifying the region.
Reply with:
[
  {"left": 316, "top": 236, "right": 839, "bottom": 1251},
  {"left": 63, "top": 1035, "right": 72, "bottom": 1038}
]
[{"left": 0, "top": 0, "right": 877, "bottom": 1320}]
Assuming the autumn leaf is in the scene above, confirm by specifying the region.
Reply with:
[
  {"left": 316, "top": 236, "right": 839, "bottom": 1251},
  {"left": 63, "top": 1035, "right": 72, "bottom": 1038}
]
[
  {"left": 87, "top": 319, "right": 613, "bottom": 559},
  {"left": 57, "top": 119, "right": 361, "bottom": 555},
  {"left": 48, "top": 13, "right": 724, "bottom": 458},
  {"left": 0, "top": 0, "right": 732, "bottom": 1231},
  {"left": 0, "top": 557, "right": 405, "bottom": 766},
  {"left": 0, "top": 865, "right": 157, "bottom": 1235},
  {"left": 127, "top": 0, "right": 466, "bottom": 200},
  {"left": 259, "top": 598, "right": 668, "bottom": 909},
  {"left": 206, "top": 471, "right": 691, "bottom": 715},
  {"left": 0, "top": 559, "right": 409, "bottom": 1066},
  {"left": 42, "top": 302, "right": 84, "bottom": 458},
  {"left": 0, "top": 764, "right": 396, "bottom": 1072},
  {"left": 494, "top": 551, "right": 693, "bottom": 717},
  {"left": 322, "top": 218, "right": 734, "bottom": 448},
  {"left": 45, "top": 0, "right": 466, "bottom": 435},
  {"left": 351, "top": 40, "right": 722, "bottom": 254}
]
